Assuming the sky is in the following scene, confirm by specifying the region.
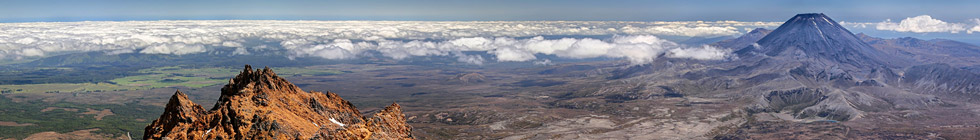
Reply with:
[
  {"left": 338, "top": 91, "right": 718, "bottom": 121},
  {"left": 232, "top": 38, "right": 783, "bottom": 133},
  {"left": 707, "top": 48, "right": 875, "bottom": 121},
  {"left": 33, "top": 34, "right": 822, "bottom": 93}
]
[{"left": 1, "top": 0, "right": 979, "bottom": 22}]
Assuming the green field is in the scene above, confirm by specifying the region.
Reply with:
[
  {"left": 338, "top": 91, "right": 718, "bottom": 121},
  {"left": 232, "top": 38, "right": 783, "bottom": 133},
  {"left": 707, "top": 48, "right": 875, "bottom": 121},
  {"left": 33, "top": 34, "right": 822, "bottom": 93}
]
[
  {"left": 0, "top": 95, "right": 161, "bottom": 139},
  {"left": 0, "top": 66, "right": 346, "bottom": 94}
]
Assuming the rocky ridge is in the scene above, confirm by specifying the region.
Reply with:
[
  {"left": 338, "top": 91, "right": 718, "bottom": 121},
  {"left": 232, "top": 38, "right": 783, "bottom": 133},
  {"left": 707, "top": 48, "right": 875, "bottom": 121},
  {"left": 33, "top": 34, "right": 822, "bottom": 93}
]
[{"left": 144, "top": 65, "right": 413, "bottom": 140}]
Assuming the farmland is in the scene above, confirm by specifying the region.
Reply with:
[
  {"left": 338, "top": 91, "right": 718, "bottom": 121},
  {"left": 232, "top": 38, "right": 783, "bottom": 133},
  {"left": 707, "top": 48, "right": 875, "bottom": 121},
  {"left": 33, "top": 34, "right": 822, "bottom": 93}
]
[{"left": 0, "top": 66, "right": 346, "bottom": 94}]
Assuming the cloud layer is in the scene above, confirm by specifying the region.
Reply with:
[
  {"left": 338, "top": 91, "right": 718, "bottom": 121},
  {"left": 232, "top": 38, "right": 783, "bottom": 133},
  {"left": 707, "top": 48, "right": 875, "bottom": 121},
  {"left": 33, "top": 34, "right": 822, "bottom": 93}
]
[
  {"left": 970, "top": 19, "right": 980, "bottom": 34},
  {"left": 283, "top": 35, "right": 730, "bottom": 65},
  {"left": 876, "top": 15, "right": 967, "bottom": 33},
  {"left": 862, "top": 15, "right": 980, "bottom": 34},
  {"left": 0, "top": 20, "right": 774, "bottom": 63}
]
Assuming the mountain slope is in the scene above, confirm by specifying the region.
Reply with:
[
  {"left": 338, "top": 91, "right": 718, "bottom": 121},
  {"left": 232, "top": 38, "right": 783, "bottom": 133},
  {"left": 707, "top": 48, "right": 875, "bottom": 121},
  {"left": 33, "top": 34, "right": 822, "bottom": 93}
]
[
  {"left": 708, "top": 13, "right": 919, "bottom": 121},
  {"left": 901, "top": 63, "right": 980, "bottom": 99},
  {"left": 714, "top": 28, "right": 772, "bottom": 50},
  {"left": 144, "top": 65, "right": 414, "bottom": 140},
  {"left": 857, "top": 33, "right": 980, "bottom": 69},
  {"left": 750, "top": 13, "right": 908, "bottom": 69},
  {"left": 525, "top": 13, "right": 977, "bottom": 139}
]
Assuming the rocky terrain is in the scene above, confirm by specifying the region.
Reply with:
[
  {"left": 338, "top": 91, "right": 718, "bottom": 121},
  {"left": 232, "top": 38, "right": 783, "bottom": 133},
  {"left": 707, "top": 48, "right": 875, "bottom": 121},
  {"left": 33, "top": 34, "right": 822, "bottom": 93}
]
[
  {"left": 542, "top": 13, "right": 980, "bottom": 139},
  {"left": 143, "top": 65, "right": 414, "bottom": 139},
  {"left": 858, "top": 34, "right": 980, "bottom": 70}
]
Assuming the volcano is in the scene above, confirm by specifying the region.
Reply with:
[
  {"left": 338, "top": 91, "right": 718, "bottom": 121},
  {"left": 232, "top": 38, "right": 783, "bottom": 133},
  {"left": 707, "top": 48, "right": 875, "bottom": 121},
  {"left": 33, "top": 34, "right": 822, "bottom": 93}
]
[
  {"left": 746, "top": 13, "right": 909, "bottom": 69},
  {"left": 674, "top": 14, "right": 931, "bottom": 121}
]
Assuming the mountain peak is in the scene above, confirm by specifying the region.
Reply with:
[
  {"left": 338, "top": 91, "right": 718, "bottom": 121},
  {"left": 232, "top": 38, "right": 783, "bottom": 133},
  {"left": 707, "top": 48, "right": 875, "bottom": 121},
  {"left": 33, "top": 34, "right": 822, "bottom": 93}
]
[
  {"left": 714, "top": 28, "right": 771, "bottom": 51},
  {"left": 145, "top": 65, "right": 415, "bottom": 140},
  {"left": 747, "top": 28, "right": 772, "bottom": 34},
  {"left": 751, "top": 13, "right": 908, "bottom": 68},
  {"left": 163, "top": 90, "right": 203, "bottom": 114},
  {"left": 222, "top": 65, "right": 302, "bottom": 97},
  {"left": 145, "top": 90, "right": 206, "bottom": 139},
  {"left": 793, "top": 13, "right": 827, "bottom": 18}
]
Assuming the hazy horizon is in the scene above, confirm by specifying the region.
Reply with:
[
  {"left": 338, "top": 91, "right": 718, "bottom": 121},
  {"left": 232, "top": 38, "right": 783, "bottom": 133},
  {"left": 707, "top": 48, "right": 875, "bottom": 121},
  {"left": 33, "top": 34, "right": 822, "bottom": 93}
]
[{"left": 3, "top": 0, "right": 980, "bottom": 22}]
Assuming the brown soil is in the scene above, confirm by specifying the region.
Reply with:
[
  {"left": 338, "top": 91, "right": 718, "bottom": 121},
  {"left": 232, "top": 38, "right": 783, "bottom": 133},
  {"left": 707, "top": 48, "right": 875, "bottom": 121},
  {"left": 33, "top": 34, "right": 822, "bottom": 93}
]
[
  {"left": 40, "top": 107, "right": 78, "bottom": 112},
  {"left": 23, "top": 128, "right": 129, "bottom": 140},
  {"left": 0, "top": 121, "right": 34, "bottom": 126},
  {"left": 80, "top": 108, "right": 114, "bottom": 120}
]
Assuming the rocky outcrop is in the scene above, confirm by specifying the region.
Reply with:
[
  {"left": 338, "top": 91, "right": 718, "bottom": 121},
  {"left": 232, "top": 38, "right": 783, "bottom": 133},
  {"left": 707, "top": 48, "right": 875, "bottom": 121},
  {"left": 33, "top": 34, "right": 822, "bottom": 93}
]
[
  {"left": 748, "top": 88, "right": 861, "bottom": 121},
  {"left": 144, "top": 65, "right": 414, "bottom": 140},
  {"left": 451, "top": 73, "right": 487, "bottom": 84},
  {"left": 762, "top": 88, "right": 827, "bottom": 114},
  {"left": 144, "top": 90, "right": 206, "bottom": 139}
]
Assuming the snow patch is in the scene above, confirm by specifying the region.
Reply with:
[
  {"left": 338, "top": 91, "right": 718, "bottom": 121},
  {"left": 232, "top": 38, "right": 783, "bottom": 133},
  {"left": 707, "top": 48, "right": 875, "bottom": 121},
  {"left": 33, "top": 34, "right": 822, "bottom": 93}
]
[
  {"left": 203, "top": 128, "right": 212, "bottom": 137},
  {"left": 329, "top": 118, "right": 345, "bottom": 127}
]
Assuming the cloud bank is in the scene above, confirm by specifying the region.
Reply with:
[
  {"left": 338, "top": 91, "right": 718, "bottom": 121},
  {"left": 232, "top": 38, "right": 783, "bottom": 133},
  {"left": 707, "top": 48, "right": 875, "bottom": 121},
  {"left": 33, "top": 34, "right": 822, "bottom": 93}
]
[
  {"left": 874, "top": 15, "right": 976, "bottom": 33},
  {"left": 0, "top": 20, "right": 769, "bottom": 64},
  {"left": 282, "top": 35, "right": 730, "bottom": 65},
  {"left": 970, "top": 19, "right": 980, "bottom": 34}
]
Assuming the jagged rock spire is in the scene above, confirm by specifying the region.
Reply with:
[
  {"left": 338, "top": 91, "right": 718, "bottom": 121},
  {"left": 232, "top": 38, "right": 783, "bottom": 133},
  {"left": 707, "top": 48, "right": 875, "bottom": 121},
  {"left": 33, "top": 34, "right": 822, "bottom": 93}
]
[
  {"left": 144, "top": 90, "right": 206, "bottom": 140},
  {"left": 145, "top": 65, "right": 414, "bottom": 140},
  {"left": 222, "top": 65, "right": 301, "bottom": 96}
]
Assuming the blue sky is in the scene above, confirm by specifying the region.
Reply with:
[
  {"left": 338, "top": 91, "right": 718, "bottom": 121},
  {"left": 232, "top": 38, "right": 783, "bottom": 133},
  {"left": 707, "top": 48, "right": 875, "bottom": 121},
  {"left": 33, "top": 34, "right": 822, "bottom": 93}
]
[
  {"left": 1, "top": 0, "right": 978, "bottom": 22},
  {"left": 0, "top": 0, "right": 978, "bottom": 45}
]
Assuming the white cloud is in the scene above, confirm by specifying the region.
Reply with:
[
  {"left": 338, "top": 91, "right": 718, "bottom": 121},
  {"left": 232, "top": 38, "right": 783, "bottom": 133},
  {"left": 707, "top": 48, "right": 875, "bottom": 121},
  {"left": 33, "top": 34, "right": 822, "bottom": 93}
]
[
  {"left": 969, "top": 19, "right": 980, "bottom": 34},
  {"left": 18, "top": 48, "right": 44, "bottom": 57},
  {"left": 667, "top": 45, "right": 729, "bottom": 60},
  {"left": 375, "top": 41, "right": 448, "bottom": 60},
  {"left": 0, "top": 20, "right": 760, "bottom": 62},
  {"left": 139, "top": 44, "right": 206, "bottom": 55},
  {"left": 533, "top": 59, "right": 553, "bottom": 66},
  {"left": 621, "top": 25, "right": 740, "bottom": 37},
  {"left": 558, "top": 38, "right": 613, "bottom": 59},
  {"left": 232, "top": 47, "right": 250, "bottom": 55},
  {"left": 281, "top": 35, "right": 728, "bottom": 65},
  {"left": 454, "top": 53, "right": 485, "bottom": 65},
  {"left": 105, "top": 49, "right": 135, "bottom": 55},
  {"left": 222, "top": 41, "right": 243, "bottom": 47},
  {"left": 284, "top": 40, "right": 364, "bottom": 60},
  {"left": 310, "top": 46, "right": 354, "bottom": 59},
  {"left": 876, "top": 15, "right": 967, "bottom": 33},
  {"left": 839, "top": 21, "right": 872, "bottom": 28},
  {"left": 15, "top": 37, "right": 38, "bottom": 44},
  {"left": 492, "top": 47, "right": 537, "bottom": 62}
]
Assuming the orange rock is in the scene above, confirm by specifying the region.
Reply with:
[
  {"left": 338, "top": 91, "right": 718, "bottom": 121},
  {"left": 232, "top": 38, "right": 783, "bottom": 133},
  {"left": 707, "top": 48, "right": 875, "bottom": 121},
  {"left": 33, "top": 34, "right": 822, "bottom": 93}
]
[{"left": 144, "top": 65, "right": 414, "bottom": 140}]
